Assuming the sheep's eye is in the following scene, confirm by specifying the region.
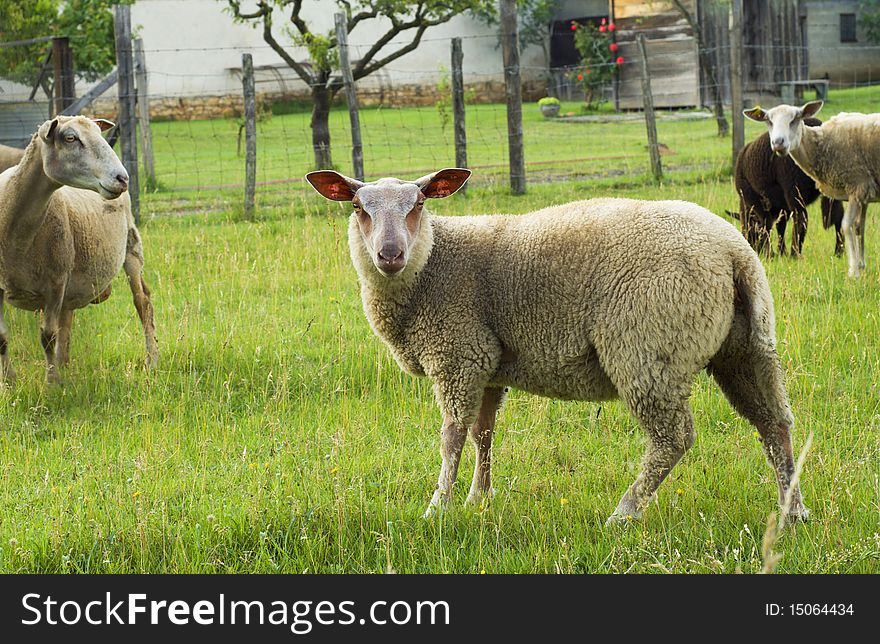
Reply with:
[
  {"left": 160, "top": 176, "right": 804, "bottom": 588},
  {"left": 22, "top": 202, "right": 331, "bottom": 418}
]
[
  {"left": 64, "top": 134, "right": 76, "bottom": 143},
  {"left": 417, "top": 201, "right": 425, "bottom": 207}
]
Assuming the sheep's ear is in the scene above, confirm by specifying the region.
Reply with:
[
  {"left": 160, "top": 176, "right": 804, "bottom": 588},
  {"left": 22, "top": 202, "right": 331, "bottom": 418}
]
[
  {"left": 743, "top": 107, "right": 767, "bottom": 122},
  {"left": 92, "top": 118, "right": 116, "bottom": 132},
  {"left": 306, "top": 171, "right": 363, "bottom": 201},
  {"left": 414, "top": 168, "right": 471, "bottom": 198},
  {"left": 40, "top": 119, "right": 59, "bottom": 142},
  {"left": 801, "top": 100, "right": 823, "bottom": 119}
]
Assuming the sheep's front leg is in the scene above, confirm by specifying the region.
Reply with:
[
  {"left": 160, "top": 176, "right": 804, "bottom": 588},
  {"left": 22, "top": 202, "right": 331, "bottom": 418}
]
[
  {"left": 124, "top": 227, "right": 159, "bottom": 368},
  {"left": 424, "top": 417, "right": 469, "bottom": 518},
  {"left": 41, "top": 282, "right": 67, "bottom": 385},
  {"left": 842, "top": 199, "right": 866, "bottom": 277},
  {"left": 424, "top": 379, "right": 485, "bottom": 518},
  {"left": 466, "top": 387, "right": 506, "bottom": 506},
  {"left": 0, "top": 289, "right": 15, "bottom": 385}
]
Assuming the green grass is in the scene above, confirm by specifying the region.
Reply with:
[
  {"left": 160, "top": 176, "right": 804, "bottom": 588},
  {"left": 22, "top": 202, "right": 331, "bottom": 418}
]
[{"left": 0, "top": 89, "right": 878, "bottom": 573}]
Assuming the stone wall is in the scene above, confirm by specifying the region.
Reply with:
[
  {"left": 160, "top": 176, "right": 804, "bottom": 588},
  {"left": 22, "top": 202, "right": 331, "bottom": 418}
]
[{"left": 85, "top": 79, "right": 548, "bottom": 122}]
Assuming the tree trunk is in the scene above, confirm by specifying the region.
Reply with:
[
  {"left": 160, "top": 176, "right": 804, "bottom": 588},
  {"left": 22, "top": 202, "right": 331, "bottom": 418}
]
[
  {"left": 311, "top": 84, "right": 334, "bottom": 169},
  {"left": 699, "top": 49, "right": 729, "bottom": 137}
]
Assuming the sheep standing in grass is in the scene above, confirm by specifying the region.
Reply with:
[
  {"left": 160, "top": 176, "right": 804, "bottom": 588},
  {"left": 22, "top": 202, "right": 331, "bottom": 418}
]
[
  {"left": 0, "top": 144, "right": 24, "bottom": 174},
  {"left": 745, "top": 101, "right": 880, "bottom": 277},
  {"left": 0, "top": 116, "right": 158, "bottom": 384},
  {"left": 307, "top": 169, "right": 809, "bottom": 524},
  {"left": 733, "top": 117, "right": 844, "bottom": 258}
]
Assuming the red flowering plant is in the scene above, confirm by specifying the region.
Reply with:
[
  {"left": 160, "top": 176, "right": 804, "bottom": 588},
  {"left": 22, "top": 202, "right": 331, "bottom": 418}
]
[{"left": 569, "top": 18, "right": 622, "bottom": 110}]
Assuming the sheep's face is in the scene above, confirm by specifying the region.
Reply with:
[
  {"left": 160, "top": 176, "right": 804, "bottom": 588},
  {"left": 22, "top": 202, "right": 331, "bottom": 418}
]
[
  {"left": 743, "top": 101, "right": 823, "bottom": 157},
  {"left": 38, "top": 116, "right": 129, "bottom": 199},
  {"left": 307, "top": 169, "right": 471, "bottom": 277}
]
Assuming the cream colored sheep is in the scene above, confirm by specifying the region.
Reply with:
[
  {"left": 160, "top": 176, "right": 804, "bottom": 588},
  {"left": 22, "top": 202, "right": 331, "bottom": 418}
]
[
  {"left": 307, "top": 169, "right": 809, "bottom": 524},
  {"left": 0, "top": 144, "right": 24, "bottom": 174},
  {"left": 0, "top": 116, "right": 158, "bottom": 384},
  {"left": 745, "top": 101, "right": 880, "bottom": 277}
]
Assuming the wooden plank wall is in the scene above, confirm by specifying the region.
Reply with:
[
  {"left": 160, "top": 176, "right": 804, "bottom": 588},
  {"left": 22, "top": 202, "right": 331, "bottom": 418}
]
[{"left": 613, "top": 0, "right": 700, "bottom": 108}]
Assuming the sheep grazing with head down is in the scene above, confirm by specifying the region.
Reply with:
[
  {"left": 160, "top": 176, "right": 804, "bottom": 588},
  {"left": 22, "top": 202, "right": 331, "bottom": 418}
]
[
  {"left": 733, "top": 117, "right": 844, "bottom": 258},
  {"left": 745, "top": 101, "right": 880, "bottom": 277},
  {"left": 307, "top": 169, "right": 809, "bottom": 525},
  {"left": 0, "top": 116, "right": 158, "bottom": 384},
  {"left": 0, "top": 143, "right": 25, "bottom": 174}
]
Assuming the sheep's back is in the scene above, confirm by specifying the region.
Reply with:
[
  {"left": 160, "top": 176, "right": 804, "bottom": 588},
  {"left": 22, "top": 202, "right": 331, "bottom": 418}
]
[
  {"left": 812, "top": 113, "right": 880, "bottom": 201},
  {"left": 426, "top": 199, "right": 751, "bottom": 382}
]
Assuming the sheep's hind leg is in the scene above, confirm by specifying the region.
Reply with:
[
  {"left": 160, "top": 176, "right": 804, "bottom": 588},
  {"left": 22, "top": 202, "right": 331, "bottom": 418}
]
[
  {"left": 124, "top": 227, "right": 158, "bottom": 368},
  {"left": 57, "top": 310, "right": 74, "bottom": 367},
  {"left": 708, "top": 349, "right": 808, "bottom": 521},
  {"left": 842, "top": 199, "right": 866, "bottom": 277},
  {"left": 607, "top": 387, "right": 695, "bottom": 525},
  {"left": 465, "top": 386, "right": 506, "bottom": 506},
  {"left": 856, "top": 204, "right": 866, "bottom": 271},
  {"left": 0, "top": 290, "right": 15, "bottom": 385}
]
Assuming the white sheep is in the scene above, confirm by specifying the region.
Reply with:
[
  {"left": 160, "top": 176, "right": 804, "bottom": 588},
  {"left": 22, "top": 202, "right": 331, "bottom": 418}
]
[
  {"left": 0, "top": 116, "right": 158, "bottom": 384},
  {"left": 744, "top": 101, "right": 880, "bottom": 277},
  {"left": 307, "top": 169, "right": 809, "bottom": 524},
  {"left": 0, "top": 143, "right": 24, "bottom": 174}
]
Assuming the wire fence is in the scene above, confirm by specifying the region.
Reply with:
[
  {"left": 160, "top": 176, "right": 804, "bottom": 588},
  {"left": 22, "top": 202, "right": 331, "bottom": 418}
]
[{"left": 1, "top": 34, "right": 879, "bottom": 217}]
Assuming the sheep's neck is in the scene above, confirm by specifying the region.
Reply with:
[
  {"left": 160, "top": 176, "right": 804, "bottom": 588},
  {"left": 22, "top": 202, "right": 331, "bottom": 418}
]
[
  {"left": 790, "top": 125, "right": 822, "bottom": 182},
  {"left": 358, "top": 216, "right": 434, "bottom": 342},
  {"left": 0, "top": 137, "right": 60, "bottom": 245}
]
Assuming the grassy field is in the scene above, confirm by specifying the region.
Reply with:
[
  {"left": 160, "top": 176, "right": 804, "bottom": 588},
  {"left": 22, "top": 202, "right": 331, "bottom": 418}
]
[
  {"left": 143, "top": 86, "right": 880, "bottom": 207},
  {"left": 0, "top": 91, "right": 878, "bottom": 573}
]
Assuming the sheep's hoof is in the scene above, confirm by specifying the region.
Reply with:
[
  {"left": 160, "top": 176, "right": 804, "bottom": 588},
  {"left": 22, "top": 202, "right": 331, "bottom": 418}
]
[
  {"left": 785, "top": 503, "right": 810, "bottom": 524},
  {"left": 605, "top": 511, "right": 641, "bottom": 527},
  {"left": 465, "top": 487, "right": 495, "bottom": 508},
  {"left": 0, "top": 363, "right": 15, "bottom": 387},
  {"left": 424, "top": 491, "right": 449, "bottom": 519},
  {"left": 423, "top": 503, "right": 446, "bottom": 520},
  {"left": 46, "top": 370, "right": 62, "bottom": 386},
  {"left": 606, "top": 493, "right": 644, "bottom": 526}
]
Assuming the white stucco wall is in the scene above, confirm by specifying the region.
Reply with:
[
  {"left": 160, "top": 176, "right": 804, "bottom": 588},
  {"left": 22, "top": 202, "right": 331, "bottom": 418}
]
[{"left": 130, "top": 0, "right": 547, "bottom": 98}]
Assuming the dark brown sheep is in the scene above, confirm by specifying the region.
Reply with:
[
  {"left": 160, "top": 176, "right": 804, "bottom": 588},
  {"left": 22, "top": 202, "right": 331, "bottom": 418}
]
[{"left": 733, "top": 117, "right": 844, "bottom": 257}]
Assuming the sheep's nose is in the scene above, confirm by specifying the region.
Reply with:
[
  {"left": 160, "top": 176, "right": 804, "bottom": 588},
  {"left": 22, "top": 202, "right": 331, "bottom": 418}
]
[
  {"left": 116, "top": 173, "right": 129, "bottom": 191},
  {"left": 376, "top": 247, "right": 406, "bottom": 274},
  {"left": 771, "top": 138, "right": 786, "bottom": 151}
]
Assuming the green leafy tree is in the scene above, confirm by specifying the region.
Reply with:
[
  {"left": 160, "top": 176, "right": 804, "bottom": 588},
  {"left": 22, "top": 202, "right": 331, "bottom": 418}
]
[
  {"left": 224, "top": 0, "right": 494, "bottom": 170},
  {"left": 859, "top": 0, "right": 880, "bottom": 43},
  {"left": 0, "top": 0, "right": 129, "bottom": 92}
]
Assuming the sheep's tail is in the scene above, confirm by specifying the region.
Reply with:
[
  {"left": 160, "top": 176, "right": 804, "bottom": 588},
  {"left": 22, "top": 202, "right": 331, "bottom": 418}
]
[{"left": 733, "top": 255, "right": 795, "bottom": 427}]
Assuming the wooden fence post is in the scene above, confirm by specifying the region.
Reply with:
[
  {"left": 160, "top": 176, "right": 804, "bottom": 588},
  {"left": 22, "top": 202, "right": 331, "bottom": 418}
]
[
  {"left": 133, "top": 38, "right": 156, "bottom": 192},
  {"left": 242, "top": 53, "right": 256, "bottom": 220},
  {"left": 637, "top": 34, "right": 663, "bottom": 183},
  {"left": 334, "top": 13, "right": 364, "bottom": 182},
  {"left": 52, "top": 37, "right": 75, "bottom": 116},
  {"left": 114, "top": 4, "right": 139, "bottom": 224},
  {"left": 730, "top": 0, "right": 745, "bottom": 169},
  {"left": 450, "top": 37, "right": 468, "bottom": 194},
  {"left": 500, "top": 0, "right": 525, "bottom": 194}
]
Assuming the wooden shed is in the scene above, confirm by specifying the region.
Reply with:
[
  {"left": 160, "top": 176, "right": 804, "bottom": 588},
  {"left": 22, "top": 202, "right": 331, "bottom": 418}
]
[{"left": 613, "top": 0, "right": 701, "bottom": 109}]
